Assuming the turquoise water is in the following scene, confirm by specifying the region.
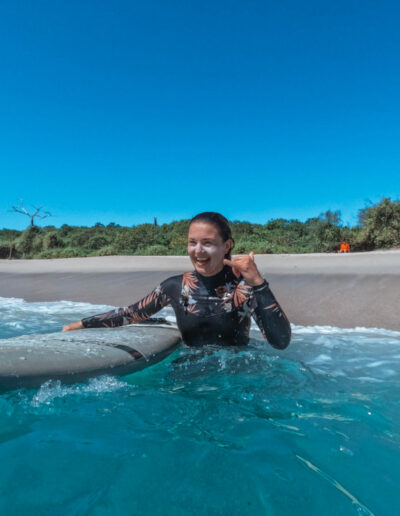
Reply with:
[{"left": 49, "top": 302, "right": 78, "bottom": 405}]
[{"left": 0, "top": 297, "right": 399, "bottom": 515}]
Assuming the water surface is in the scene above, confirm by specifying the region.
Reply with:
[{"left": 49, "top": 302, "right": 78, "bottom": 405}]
[{"left": 0, "top": 297, "right": 399, "bottom": 515}]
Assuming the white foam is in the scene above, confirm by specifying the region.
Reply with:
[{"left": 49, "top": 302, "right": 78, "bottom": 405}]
[
  {"left": 0, "top": 296, "right": 113, "bottom": 314},
  {"left": 30, "top": 376, "right": 128, "bottom": 407},
  {"left": 291, "top": 323, "right": 400, "bottom": 337}
]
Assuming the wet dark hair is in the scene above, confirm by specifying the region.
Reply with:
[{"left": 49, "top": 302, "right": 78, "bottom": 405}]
[{"left": 189, "top": 212, "right": 234, "bottom": 259}]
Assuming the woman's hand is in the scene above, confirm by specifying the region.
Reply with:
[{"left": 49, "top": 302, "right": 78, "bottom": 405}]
[
  {"left": 223, "top": 251, "right": 264, "bottom": 287},
  {"left": 62, "top": 321, "right": 84, "bottom": 332}
]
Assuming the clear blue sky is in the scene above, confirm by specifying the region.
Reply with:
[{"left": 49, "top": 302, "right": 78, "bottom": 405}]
[{"left": 1, "top": 0, "right": 399, "bottom": 230}]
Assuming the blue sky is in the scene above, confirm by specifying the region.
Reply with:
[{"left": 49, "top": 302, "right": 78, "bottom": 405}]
[{"left": 1, "top": 0, "right": 399, "bottom": 230}]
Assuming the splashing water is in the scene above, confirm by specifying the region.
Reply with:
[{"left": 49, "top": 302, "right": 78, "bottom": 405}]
[{"left": 0, "top": 297, "right": 399, "bottom": 515}]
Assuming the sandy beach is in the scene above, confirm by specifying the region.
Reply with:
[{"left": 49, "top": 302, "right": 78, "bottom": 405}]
[{"left": 1, "top": 250, "right": 399, "bottom": 330}]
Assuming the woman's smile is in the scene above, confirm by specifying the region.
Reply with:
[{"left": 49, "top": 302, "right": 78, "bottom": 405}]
[{"left": 193, "top": 256, "right": 211, "bottom": 271}]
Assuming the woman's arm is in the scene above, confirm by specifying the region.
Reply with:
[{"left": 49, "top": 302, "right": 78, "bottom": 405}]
[
  {"left": 62, "top": 285, "right": 169, "bottom": 332},
  {"left": 224, "top": 252, "right": 291, "bottom": 349},
  {"left": 250, "top": 281, "right": 291, "bottom": 349}
]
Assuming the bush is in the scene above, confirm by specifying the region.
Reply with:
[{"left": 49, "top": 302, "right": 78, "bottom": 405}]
[
  {"left": 357, "top": 198, "right": 400, "bottom": 249},
  {"left": 70, "top": 229, "right": 92, "bottom": 247},
  {"left": 142, "top": 244, "right": 169, "bottom": 255},
  {"left": 0, "top": 244, "right": 16, "bottom": 259},
  {"left": 98, "top": 245, "right": 118, "bottom": 256},
  {"left": 34, "top": 249, "right": 59, "bottom": 259},
  {"left": 234, "top": 240, "right": 253, "bottom": 254},
  {"left": 15, "top": 226, "right": 43, "bottom": 256},
  {"left": 58, "top": 247, "right": 85, "bottom": 258},
  {"left": 168, "top": 235, "right": 187, "bottom": 250},
  {"left": 86, "top": 235, "right": 110, "bottom": 250},
  {"left": 168, "top": 245, "right": 188, "bottom": 255},
  {"left": 43, "top": 232, "right": 64, "bottom": 250}
]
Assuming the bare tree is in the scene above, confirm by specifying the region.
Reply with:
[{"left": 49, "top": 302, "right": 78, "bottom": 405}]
[{"left": 11, "top": 199, "right": 51, "bottom": 227}]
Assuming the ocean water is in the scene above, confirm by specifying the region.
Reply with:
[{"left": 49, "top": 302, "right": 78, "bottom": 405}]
[{"left": 0, "top": 297, "right": 399, "bottom": 516}]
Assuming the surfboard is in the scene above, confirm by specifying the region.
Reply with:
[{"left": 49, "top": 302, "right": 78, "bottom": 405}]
[{"left": 0, "top": 321, "right": 182, "bottom": 390}]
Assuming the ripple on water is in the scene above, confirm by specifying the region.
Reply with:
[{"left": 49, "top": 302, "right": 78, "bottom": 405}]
[{"left": 0, "top": 298, "right": 399, "bottom": 515}]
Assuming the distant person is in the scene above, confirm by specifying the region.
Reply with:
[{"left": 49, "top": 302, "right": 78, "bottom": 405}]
[
  {"left": 339, "top": 241, "right": 351, "bottom": 253},
  {"left": 63, "top": 212, "right": 291, "bottom": 349}
]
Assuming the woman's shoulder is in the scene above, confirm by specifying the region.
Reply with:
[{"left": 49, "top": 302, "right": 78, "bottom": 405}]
[
  {"left": 159, "top": 272, "right": 198, "bottom": 301},
  {"left": 160, "top": 273, "right": 186, "bottom": 290}
]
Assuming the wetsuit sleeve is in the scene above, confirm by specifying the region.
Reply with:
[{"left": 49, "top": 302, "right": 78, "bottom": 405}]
[
  {"left": 250, "top": 280, "right": 291, "bottom": 349},
  {"left": 81, "top": 284, "right": 170, "bottom": 329}
]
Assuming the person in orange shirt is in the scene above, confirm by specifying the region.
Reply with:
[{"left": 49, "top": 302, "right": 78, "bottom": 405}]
[{"left": 339, "top": 242, "right": 350, "bottom": 253}]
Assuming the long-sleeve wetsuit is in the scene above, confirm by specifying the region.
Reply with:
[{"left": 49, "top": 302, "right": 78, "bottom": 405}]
[{"left": 81, "top": 266, "right": 291, "bottom": 349}]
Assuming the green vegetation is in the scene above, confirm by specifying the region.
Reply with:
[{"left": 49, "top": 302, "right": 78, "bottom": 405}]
[
  {"left": 1, "top": 198, "right": 399, "bottom": 259},
  {"left": 357, "top": 198, "right": 400, "bottom": 249}
]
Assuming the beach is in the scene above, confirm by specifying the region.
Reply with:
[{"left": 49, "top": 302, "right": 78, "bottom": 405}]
[{"left": 1, "top": 250, "right": 399, "bottom": 330}]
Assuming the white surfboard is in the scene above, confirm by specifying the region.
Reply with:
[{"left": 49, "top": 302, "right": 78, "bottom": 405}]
[{"left": 0, "top": 322, "right": 182, "bottom": 390}]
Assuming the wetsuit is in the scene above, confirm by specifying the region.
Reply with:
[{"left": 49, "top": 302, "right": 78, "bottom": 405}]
[{"left": 82, "top": 266, "right": 291, "bottom": 349}]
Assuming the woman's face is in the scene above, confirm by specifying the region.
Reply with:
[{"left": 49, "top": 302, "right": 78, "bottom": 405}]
[{"left": 187, "top": 222, "right": 232, "bottom": 277}]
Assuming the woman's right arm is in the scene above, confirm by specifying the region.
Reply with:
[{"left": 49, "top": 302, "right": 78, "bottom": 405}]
[{"left": 62, "top": 285, "right": 169, "bottom": 332}]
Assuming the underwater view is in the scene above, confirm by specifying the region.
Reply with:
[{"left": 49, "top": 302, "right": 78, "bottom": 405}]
[{"left": 0, "top": 296, "right": 399, "bottom": 515}]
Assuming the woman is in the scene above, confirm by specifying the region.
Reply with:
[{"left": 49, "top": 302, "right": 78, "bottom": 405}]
[{"left": 63, "top": 212, "right": 291, "bottom": 349}]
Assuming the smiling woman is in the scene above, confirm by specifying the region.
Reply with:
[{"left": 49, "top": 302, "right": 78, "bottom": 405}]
[
  {"left": 188, "top": 222, "right": 231, "bottom": 277},
  {"left": 63, "top": 212, "right": 291, "bottom": 348}
]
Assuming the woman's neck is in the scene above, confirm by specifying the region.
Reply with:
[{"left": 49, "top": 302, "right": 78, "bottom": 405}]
[{"left": 196, "top": 264, "right": 231, "bottom": 288}]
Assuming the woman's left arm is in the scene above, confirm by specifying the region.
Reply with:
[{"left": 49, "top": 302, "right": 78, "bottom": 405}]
[
  {"left": 224, "top": 252, "right": 291, "bottom": 349},
  {"left": 249, "top": 280, "right": 291, "bottom": 349}
]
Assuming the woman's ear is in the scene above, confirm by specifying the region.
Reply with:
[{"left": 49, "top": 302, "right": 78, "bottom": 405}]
[{"left": 225, "top": 239, "right": 233, "bottom": 255}]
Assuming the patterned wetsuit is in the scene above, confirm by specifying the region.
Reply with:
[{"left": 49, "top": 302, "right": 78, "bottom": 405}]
[{"left": 82, "top": 266, "right": 291, "bottom": 349}]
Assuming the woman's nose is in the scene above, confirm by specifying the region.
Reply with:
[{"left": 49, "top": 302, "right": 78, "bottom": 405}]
[{"left": 194, "top": 243, "right": 206, "bottom": 254}]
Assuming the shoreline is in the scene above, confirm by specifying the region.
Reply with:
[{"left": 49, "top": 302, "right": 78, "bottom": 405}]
[
  {"left": 1, "top": 251, "right": 399, "bottom": 331},
  {"left": 1, "top": 249, "right": 400, "bottom": 274}
]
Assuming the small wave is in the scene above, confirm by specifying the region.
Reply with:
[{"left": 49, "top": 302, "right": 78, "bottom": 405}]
[
  {"left": 0, "top": 297, "right": 115, "bottom": 339},
  {"left": 0, "top": 296, "right": 113, "bottom": 315},
  {"left": 30, "top": 376, "right": 128, "bottom": 407},
  {"left": 291, "top": 323, "right": 400, "bottom": 338}
]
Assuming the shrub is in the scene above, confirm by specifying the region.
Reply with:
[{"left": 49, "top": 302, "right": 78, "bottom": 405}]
[
  {"left": 234, "top": 240, "right": 275, "bottom": 254},
  {"left": 142, "top": 244, "right": 169, "bottom": 255},
  {"left": 86, "top": 235, "right": 110, "bottom": 250},
  {"left": 15, "top": 226, "right": 43, "bottom": 256},
  {"left": 70, "top": 229, "right": 92, "bottom": 247},
  {"left": 59, "top": 247, "right": 85, "bottom": 258},
  {"left": 98, "top": 245, "right": 118, "bottom": 256},
  {"left": 357, "top": 198, "right": 400, "bottom": 249},
  {"left": 43, "top": 232, "right": 65, "bottom": 250},
  {"left": 0, "top": 244, "right": 16, "bottom": 259},
  {"left": 168, "top": 245, "right": 188, "bottom": 255}
]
